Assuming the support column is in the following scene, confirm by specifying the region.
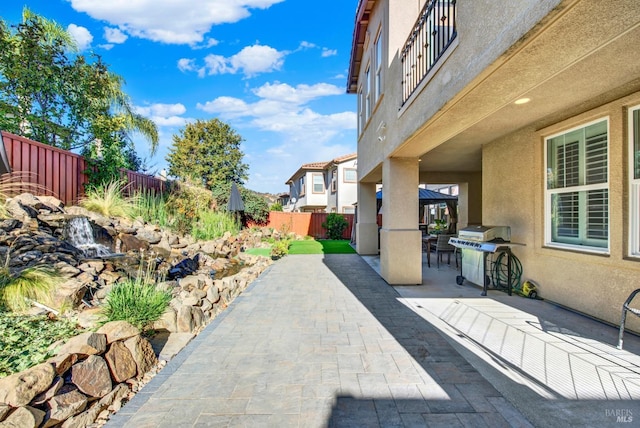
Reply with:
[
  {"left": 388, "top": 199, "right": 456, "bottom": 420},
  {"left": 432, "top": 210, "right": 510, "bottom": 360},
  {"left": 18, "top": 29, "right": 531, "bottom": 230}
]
[
  {"left": 380, "top": 158, "right": 422, "bottom": 284},
  {"left": 356, "top": 182, "right": 379, "bottom": 255}
]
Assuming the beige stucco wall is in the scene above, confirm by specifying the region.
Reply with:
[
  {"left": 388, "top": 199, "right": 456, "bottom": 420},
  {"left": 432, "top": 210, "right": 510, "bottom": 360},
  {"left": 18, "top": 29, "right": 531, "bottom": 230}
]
[
  {"left": 357, "top": 0, "right": 564, "bottom": 180},
  {"left": 482, "top": 93, "right": 640, "bottom": 331}
]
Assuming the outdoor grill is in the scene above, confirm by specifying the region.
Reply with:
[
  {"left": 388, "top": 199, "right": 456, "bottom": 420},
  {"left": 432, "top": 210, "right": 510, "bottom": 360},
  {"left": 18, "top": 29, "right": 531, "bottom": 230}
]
[{"left": 449, "top": 225, "right": 523, "bottom": 296}]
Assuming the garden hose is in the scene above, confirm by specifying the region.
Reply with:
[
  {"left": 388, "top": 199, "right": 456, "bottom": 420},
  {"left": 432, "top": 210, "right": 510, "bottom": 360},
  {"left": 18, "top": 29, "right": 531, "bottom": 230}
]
[{"left": 491, "top": 250, "right": 523, "bottom": 290}]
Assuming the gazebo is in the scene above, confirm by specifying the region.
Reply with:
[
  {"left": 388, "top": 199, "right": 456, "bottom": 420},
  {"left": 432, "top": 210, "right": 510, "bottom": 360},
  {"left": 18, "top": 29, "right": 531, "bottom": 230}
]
[{"left": 376, "top": 188, "right": 459, "bottom": 233}]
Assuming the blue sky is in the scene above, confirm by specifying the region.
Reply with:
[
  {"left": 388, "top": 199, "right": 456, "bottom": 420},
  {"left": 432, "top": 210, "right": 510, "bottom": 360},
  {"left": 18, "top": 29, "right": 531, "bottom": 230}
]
[{"left": 1, "top": 0, "right": 358, "bottom": 194}]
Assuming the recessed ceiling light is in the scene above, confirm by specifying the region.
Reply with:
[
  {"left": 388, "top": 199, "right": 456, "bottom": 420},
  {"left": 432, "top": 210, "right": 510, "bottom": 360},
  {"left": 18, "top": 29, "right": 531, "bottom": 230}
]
[{"left": 514, "top": 97, "right": 531, "bottom": 105}]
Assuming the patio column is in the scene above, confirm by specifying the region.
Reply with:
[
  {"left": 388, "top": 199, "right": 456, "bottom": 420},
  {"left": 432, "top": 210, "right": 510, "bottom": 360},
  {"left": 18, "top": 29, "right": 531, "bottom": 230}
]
[
  {"left": 380, "top": 157, "right": 422, "bottom": 284},
  {"left": 356, "top": 182, "right": 379, "bottom": 255}
]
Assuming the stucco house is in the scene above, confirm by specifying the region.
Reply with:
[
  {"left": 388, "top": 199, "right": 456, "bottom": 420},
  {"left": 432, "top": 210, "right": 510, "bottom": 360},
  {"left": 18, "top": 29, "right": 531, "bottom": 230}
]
[
  {"left": 284, "top": 153, "right": 358, "bottom": 213},
  {"left": 348, "top": 0, "right": 640, "bottom": 330}
]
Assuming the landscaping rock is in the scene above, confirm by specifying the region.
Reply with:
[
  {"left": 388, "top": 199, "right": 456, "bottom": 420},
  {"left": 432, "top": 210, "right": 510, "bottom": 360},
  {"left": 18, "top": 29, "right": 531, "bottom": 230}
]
[
  {"left": 97, "top": 321, "right": 140, "bottom": 344},
  {"left": 75, "top": 307, "right": 104, "bottom": 330},
  {"left": 57, "top": 332, "right": 107, "bottom": 356},
  {"left": 61, "top": 383, "right": 128, "bottom": 428},
  {"left": 0, "top": 406, "right": 45, "bottom": 428},
  {"left": 0, "top": 363, "right": 55, "bottom": 407},
  {"left": 31, "top": 376, "right": 64, "bottom": 406},
  {"left": 177, "top": 305, "right": 194, "bottom": 333},
  {"left": 43, "top": 387, "right": 87, "bottom": 428},
  {"left": 123, "top": 336, "right": 157, "bottom": 377},
  {"left": 47, "top": 354, "right": 78, "bottom": 376},
  {"left": 71, "top": 355, "right": 112, "bottom": 398},
  {"left": 153, "top": 308, "right": 178, "bottom": 333},
  {"left": 158, "top": 333, "right": 195, "bottom": 361},
  {"left": 104, "top": 342, "right": 137, "bottom": 383}
]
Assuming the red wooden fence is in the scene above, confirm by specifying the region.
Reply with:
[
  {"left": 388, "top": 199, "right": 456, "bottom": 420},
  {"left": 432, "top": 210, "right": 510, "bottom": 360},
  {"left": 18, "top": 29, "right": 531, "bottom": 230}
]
[
  {"left": 1, "top": 131, "right": 165, "bottom": 206},
  {"left": 267, "top": 212, "right": 355, "bottom": 239}
]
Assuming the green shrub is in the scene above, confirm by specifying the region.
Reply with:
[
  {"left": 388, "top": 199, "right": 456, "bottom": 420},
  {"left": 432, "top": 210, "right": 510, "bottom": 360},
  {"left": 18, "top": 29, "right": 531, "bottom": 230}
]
[
  {"left": 269, "top": 202, "right": 283, "bottom": 211},
  {"left": 0, "top": 311, "right": 83, "bottom": 377},
  {"left": 270, "top": 240, "right": 290, "bottom": 260},
  {"left": 0, "top": 266, "right": 63, "bottom": 313},
  {"left": 133, "top": 189, "right": 170, "bottom": 228},
  {"left": 192, "top": 210, "right": 240, "bottom": 241},
  {"left": 321, "top": 213, "right": 349, "bottom": 240},
  {"left": 165, "top": 180, "right": 214, "bottom": 233},
  {"left": 101, "top": 271, "right": 171, "bottom": 330},
  {"left": 80, "top": 180, "right": 138, "bottom": 218}
]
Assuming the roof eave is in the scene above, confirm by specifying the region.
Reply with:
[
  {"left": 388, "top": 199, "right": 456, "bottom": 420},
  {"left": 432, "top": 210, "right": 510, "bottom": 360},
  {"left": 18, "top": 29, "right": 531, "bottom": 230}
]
[{"left": 347, "top": 1, "right": 376, "bottom": 94}]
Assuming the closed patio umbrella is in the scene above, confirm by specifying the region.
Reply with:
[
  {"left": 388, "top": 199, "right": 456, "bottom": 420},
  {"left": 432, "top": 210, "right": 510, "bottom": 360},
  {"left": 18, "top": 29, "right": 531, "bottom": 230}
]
[{"left": 227, "top": 182, "right": 245, "bottom": 226}]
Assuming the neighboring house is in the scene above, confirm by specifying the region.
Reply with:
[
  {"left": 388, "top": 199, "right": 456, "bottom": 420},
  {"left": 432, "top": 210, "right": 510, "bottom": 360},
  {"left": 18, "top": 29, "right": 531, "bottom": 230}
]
[
  {"left": 348, "top": 0, "right": 640, "bottom": 330},
  {"left": 284, "top": 153, "right": 358, "bottom": 213}
]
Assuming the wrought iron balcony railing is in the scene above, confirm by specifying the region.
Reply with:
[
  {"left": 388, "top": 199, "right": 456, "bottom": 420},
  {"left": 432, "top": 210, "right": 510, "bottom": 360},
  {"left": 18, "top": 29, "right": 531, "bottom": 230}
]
[{"left": 401, "top": 0, "right": 457, "bottom": 105}]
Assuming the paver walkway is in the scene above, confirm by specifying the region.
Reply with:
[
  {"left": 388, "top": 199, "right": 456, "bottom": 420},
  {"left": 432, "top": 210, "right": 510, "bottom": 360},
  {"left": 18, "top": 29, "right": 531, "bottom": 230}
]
[{"left": 107, "top": 254, "right": 529, "bottom": 427}]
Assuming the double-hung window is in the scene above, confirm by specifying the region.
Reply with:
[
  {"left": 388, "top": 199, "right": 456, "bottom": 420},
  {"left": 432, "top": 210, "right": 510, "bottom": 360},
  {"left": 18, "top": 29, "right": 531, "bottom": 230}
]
[
  {"left": 374, "top": 30, "right": 383, "bottom": 104},
  {"left": 629, "top": 106, "right": 640, "bottom": 257},
  {"left": 545, "top": 118, "right": 609, "bottom": 252},
  {"left": 312, "top": 173, "right": 324, "bottom": 193}
]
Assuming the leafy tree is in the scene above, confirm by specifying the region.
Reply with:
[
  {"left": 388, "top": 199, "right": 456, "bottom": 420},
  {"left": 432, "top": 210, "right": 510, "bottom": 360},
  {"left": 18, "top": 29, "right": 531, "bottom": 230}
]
[
  {"left": 0, "top": 8, "right": 158, "bottom": 186},
  {"left": 166, "top": 119, "right": 248, "bottom": 188},
  {"left": 322, "top": 213, "right": 349, "bottom": 240},
  {"left": 210, "top": 181, "right": 269, "bottom": 224},
  {"left": 270, "top": 202, "right": 283, "bottom": 211}
]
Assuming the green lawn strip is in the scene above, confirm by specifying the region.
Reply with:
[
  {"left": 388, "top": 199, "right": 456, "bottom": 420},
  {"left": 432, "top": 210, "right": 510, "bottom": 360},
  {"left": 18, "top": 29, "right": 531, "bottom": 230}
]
[{"left": 289, "top": 239, "right": 355, "bottom": 254}]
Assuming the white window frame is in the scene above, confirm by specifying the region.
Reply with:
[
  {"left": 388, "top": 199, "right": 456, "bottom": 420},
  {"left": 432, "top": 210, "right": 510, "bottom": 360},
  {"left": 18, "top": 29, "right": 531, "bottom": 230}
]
[
  {"left": 344, "top": 168, "right": 357, "bottom": 183},
  {"left": 629, "top": 105, "right": 640, "bottom": 257},
  {"left": 312, "top": 173, "right": 324, "bottom": 194},
  {"left": 374, "top": 29, "right": 383, "bottom": 104},
  {"left": 358, "top": 85, "right": 364, "bottom": 136},
  {"left": 365, "top": 63, "right": 371, "bottom": 121},
  {"left": 544, "top": 117, "right": 610, "bottom": 254}
]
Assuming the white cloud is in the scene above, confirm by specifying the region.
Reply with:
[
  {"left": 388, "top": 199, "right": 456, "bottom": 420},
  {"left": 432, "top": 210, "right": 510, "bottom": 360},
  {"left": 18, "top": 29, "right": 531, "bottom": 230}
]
[
  {"left": 177, "top": 58, "right": 197, "bottom": 73},
  {"left": 321, "top": 48, "right": 338, "bottom": 57},
  {"left": 195, "top": 44, "right": 285, "bottom": 77},
  {"left": 135, "top": 103, "right": 189, "bottom": 128},
  {"left": 104, "top": 27, "right": 128, "bottom": 44},
  {"left": 67, "top": 24, "right": 93, "bottom": 51},
  {"left": 197, "top": 81, "right": 355, "bottom": 140},
  {"left": 69, "top": 0, "right": 284, "bottom": 45}
]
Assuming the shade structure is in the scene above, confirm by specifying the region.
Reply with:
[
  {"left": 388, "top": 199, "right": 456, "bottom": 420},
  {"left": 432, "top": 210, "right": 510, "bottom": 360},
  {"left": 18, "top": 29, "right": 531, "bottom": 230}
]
[
  {"left": 227, "top": 182, "right": 245, "bottom": 212},
  {"left": 376, "top": 188, "right": 458, "bottom": 204}
]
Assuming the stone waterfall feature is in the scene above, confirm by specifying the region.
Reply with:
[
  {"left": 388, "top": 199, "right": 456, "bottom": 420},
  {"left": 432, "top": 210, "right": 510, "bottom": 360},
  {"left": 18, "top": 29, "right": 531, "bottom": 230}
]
[{"left": 64, "top": 216, "right": 113, "bottom": 258}]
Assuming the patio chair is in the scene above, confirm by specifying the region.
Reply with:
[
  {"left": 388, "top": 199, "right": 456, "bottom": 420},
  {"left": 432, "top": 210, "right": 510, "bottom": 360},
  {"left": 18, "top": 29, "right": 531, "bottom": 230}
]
[
  {"left": 617, "top": 288, "right": 640, "bottom": 349},
  {"left": 435, "top": 234, "right": 457, "bottom": 269}
]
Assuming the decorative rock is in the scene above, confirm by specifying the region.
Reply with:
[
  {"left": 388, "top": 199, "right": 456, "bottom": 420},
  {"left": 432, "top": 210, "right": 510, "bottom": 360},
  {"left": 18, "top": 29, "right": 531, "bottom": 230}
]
[
  {"left": 124, "top": 336, "right": 157, "bottom": 377},
  {"left": 0, "top": 406, "right": 45, "bottom": 428},
  {"left": 0, "top": 404, "right": 10, "bottom": 421},
  {"left": 119, "top": 234, "right": 149, "bottom": 252},
  {"left": 135, "top": 228, "right": 162, "bottom": 245},
  {"left": 56, "top": 332, "right": 106, "bottom": 356},
  {"left": 61, "top": 383, "right": 128, "bottom": 428},
  {"left": 0, "top": 363, "right": 55, "bottom": 407},
  {"left": 43, "top": 387, "right": 87, "bottom": 428},
  {"left": 51, "top": 278, "right": 87, "bottom": 310},
  {"left": 191, "top": 288, "right": 207, "bottom": 300},
  {"left": 191, "top": 307, "right": 205, "bottom": 330},
  {"left": 53, "top": 262, "right": 81, "bottom": 278},
  {"left": 158, "top": 333, "right": 195, "bottom": 361},
  {"left": 206, "top": 284, "right": 220, "bottom": 303},
  {"left": 153, "top": 308, "right": 178, "bottom": 333},
  {"left": 75, "top": 308, "right": 104, "bottom": 330},
  {"left": 31, "top": 376, "right": 64, "bottom": 406},
  {"left": 71, "top": 355, "right": 112, "bottom": 398},
  {"left": 177, "top": 305, "right": 194, "bottom": 333},
  {"left": 46, "top": 354, "right": 78, "bottom": 377},
  {"left": 97, "top": 321, "right": 140, "bottom": 344},
  {"left": 104, "top": 341, "right": 137, "bottom": 383},
  {"left": 178, "top": 274, "right": 202, "bottom": 290},
  {"left": 181, "top": 296, "right": 200, "bottom": 307}
]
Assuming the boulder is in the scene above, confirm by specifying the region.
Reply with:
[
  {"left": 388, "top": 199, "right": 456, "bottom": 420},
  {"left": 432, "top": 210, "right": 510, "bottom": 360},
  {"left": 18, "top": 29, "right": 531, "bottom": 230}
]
[
  {"left": 61, "top": 383, "right": 128, "bottom": 428},
  {"left": 124, "top": 336, "right": 157, "bottom": 377},
  {"left": 50, "top": 278, "right": 87, "bottom": 310},
  {"left": 135, "top": 227, "right": 162, "bottom": 245},
  {"left": 71, "top": 355, "right": 112, "bottom": 398},
  {"left": 119, "top": 234, "right": 149, "bottom": 252},
  {"left": 0, "top": 406, "right": 45, "bottom": 428},
  {"left": 46, "top": 354, "right": 78, "bottom": 377},
  {"left": 56, "top": 332, "right": 106, "bottom": 356},
  {"left": 104, "top": 341, "right": 137, "bottom": 383},
  {"left": 177, "top": 305, "right": 194, "bottom": 333},
  {"left": 96, "top": 321, "right": 140, "bottom": 344},
  {"left": 0, "top": 363, "right": 55, "bottom": 407},
  {"left": 75, "top": 308, "right": 104, "bottom": 330},
  {"left": 153, "top": 308, "right": 178, "bottom": 333},
  {"left": 42, "top": 387, "right": 87, "bottom": 428},
  {"left": 31, "top": 376, "right": 64, "bottom": 406}
]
